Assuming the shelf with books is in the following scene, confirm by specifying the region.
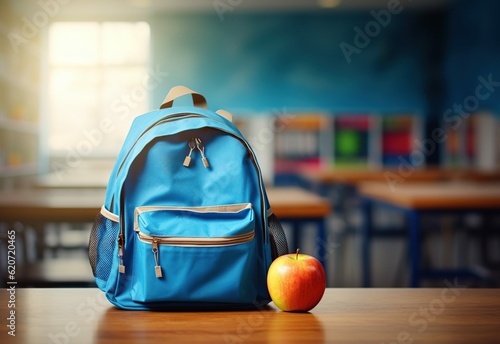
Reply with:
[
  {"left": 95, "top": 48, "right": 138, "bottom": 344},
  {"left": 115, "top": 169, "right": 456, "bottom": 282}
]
[
  {"left": 0, "top": 3, "right": 41, "bottom": 179},
  {"left": 442, "top": 112, "right": 499, "bottom": 170},
  {"left": 443, "top": 116, "right": 475, "bottom": 168},
  {"left": 0, "top": 163, "right": 38, "bottom": 178},
  {"left": 274, "top": 114, "right": 331, "bottom": 174},
  {"left": 273, "top": 112, "right": 424, "bottom": 180},
  {"left": 332, "top": 113, "right": 423, "bottom": 169},
  {"left": 0, "top": 115, "right": 39, "bottom": 134},
  {"left": 0, "top": 128, "right": 38, "bottom": 172}
]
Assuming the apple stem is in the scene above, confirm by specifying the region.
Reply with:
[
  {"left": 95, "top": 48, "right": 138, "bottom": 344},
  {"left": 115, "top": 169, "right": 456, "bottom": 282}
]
[{"left": 296, "top": 248, "right": 300, "bottom": 260}]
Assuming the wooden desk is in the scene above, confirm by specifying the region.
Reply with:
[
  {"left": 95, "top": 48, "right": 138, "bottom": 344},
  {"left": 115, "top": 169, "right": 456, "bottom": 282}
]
[
  {"left": 300, "top": 168, "right": 458, "bottom": 287},
  {"left": 301, "top": 167, "right": 500, "bottom": 287},
  {"left": 267, "top": 188, "right": 331, "bottom": 270},
  {"left": 359, "top": 182, "right": 500, "bottom": 209},
  {"left": 358, "top": 181, "right": 500, "bottom": 287},
  {"left": 266, "top": 187, "right": 331, "bottom": 219},
  {"left": 0, "top": 188, "right": 105, "bottom": 223},
  {"left": 302, "top": 167, "right": 500, "bottom": 186},
  {"left": 1, "top": 288, "right": 499, "bottom": 343},
  {"left": 302, "top": 167, "right": 452, "bottom": 186},
  {"left": 299, "top": 167, "right": 471, "bottom": 233}
]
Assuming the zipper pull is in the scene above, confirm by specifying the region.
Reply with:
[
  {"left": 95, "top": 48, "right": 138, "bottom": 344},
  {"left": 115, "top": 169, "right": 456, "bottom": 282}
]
[
  {"left": 183, "top": 139, "right": 196, "bottom": 167},
  {"left": 118, "top": 235, "right": 125, "bottom": 274},
  {"left": 195, "top": 138, "right": 210, "bottom": 168},
  {"left": 152, "top": 238, "right": 162, "bottom": 278}
]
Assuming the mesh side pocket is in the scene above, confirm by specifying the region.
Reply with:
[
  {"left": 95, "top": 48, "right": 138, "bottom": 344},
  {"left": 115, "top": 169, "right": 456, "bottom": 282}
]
[
  {"left": 268, "top": 213, "right": 289, "bottom": 260},
  {"left": 88, "top": 212, "right": 119, "bottom": 288}
]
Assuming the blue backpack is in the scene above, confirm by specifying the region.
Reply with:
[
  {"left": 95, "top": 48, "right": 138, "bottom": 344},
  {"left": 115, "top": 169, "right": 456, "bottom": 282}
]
[{"left": 89, "top": 86, "right": 288, "bottom": 310}]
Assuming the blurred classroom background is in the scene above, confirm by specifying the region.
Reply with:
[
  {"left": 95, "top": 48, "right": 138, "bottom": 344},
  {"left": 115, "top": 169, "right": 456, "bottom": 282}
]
[{"left": 1, "top": 0, "right": 500, "bottom": 288}]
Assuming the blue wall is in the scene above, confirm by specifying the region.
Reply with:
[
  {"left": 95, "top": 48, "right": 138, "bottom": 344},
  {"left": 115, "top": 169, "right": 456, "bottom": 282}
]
[
  {"left": 444, "top": 0, "right": 500, "bottom": 114},
  {"left": 151, "top": 11, "right": 433, "bottom": 114}
]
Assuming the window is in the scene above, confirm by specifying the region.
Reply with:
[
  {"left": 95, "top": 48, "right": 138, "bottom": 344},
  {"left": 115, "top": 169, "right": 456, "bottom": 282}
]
[{"left": 47, "top": 21, "right": 150, "bottom": 158}]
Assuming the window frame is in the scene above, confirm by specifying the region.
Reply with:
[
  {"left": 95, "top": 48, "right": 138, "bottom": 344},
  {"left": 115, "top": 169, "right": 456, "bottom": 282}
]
[{"left": 43, "top": 20, "right": 151, "bottom": 168}]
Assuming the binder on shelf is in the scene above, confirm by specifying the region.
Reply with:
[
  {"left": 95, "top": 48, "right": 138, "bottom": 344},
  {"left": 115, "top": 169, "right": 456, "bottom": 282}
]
[
  {"left": 274, "top": 114, "right": 330, "bottom": 174},
  {"left": 332, "top": 114, "right": 373, "bottom": 168},
  {"left": 331, "top": 113, "right": 421, "bottom": 169},
  {"left": 381, "top": 114, "right": 420, "bottom": 167},
  {"left": 443, "top": 112, "right": 498, "bottom": 170},
  {"left": 443, "top": 115, "right": 475, "bottom": 168}
]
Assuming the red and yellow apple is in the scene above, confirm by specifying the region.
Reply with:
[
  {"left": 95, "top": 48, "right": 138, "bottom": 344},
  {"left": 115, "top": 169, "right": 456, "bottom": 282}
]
[{"left": 267, "top": 249, "right": 326, "bottom": 312}]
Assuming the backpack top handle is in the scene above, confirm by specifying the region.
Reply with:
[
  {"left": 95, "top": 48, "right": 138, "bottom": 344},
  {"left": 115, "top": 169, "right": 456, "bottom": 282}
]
[
  {"left": 160, "top": 85, "right": 234, "bottom": 123},
  {"left": 160, "top": 85, "right": 208, "bottom": 109}
]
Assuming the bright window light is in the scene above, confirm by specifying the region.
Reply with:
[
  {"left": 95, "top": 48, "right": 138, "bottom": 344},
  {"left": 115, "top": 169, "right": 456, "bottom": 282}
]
[{"left": 47, "top": 21, "right": 150, "bottom": 157}]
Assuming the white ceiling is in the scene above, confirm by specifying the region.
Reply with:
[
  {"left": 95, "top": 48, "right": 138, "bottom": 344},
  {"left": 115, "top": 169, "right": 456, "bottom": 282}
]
[{"left": 10, "top": 0, "right": 455, "bottom": 17}]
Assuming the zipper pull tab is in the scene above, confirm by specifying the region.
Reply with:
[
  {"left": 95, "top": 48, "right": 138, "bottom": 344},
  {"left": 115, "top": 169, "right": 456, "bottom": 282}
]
[
  {"left": 195, "top": 138, "right": 210, "bottom": 168},
  {"left": 183, "top": 139, "right": 196, "bottom": 167},
  {"left": 118, "top": 235, "right": 125, "bottom": 274},
  {"left": 152, "top": 238, "right": 162, "bottom": 278}
]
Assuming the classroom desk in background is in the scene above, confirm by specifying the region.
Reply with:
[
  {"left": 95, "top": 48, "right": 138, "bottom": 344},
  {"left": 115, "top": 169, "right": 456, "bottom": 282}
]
[
  {"left": 299, "top": 167, "right": 500, "bottom": 287},
  {"left": 300, "top": 167, "right": 500, "bottom": 207},
  {"left": 299, "top": 167, "right": 477, "bottom": 226},
  {"left": 301, "top": 167, "right": 455, "bottom": 187},
  {"left": 301, "top": 167, "right": 500, "bottom": 193},
  {"left": 265, "top": 187, "right": 332, "bottom": 267},
  {"left": 358, "top": 181, "right": 500, "bottom": 287},
  {"left": 0, "top": 186, "right": 331, "bottom": 285},
  {"left": 1, "top": 288, "right": 499, "bottom": 343},
  {"left": 0, "top": 187, "right": 330, "bottom": 225}
]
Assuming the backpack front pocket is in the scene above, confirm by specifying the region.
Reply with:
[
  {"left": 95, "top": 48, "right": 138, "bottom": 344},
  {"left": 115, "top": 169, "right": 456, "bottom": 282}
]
[{"left": 130, "top": 203, "right": 258, "bottom": 304}]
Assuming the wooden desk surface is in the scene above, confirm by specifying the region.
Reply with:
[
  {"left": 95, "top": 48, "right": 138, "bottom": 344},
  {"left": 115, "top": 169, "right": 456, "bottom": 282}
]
[
  {"left": 0, "top": 187, "right": 330, "bottom": 222},
  {"left": 266, "top": 187, "right": 331, "bottom": 218},
  {"left": 1, "top": 288, "right": 499, "bottom": 343},
  {"left": 358, "top": 181, "right": 500, "bottom": 209},
  {"left": 0, "top": 188, "right": 106, "bottom": 222},
  {"left": 302, "top": 167, "right": 500, "bottom": 185}
]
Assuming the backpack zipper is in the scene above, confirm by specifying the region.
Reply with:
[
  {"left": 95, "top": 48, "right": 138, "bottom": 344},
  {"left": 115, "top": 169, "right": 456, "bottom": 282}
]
[
  {"left": 195, "top": 138, "right": 210, "bottom": 168},
  {"left": 183, "top": 137, "right": 209, "bottom": 168},
  {"left": 138, "top": 230, "right": 255, "bottom": 278},
  {"left": 152, "top": 238, "right": 162, "bottom": 278}
]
